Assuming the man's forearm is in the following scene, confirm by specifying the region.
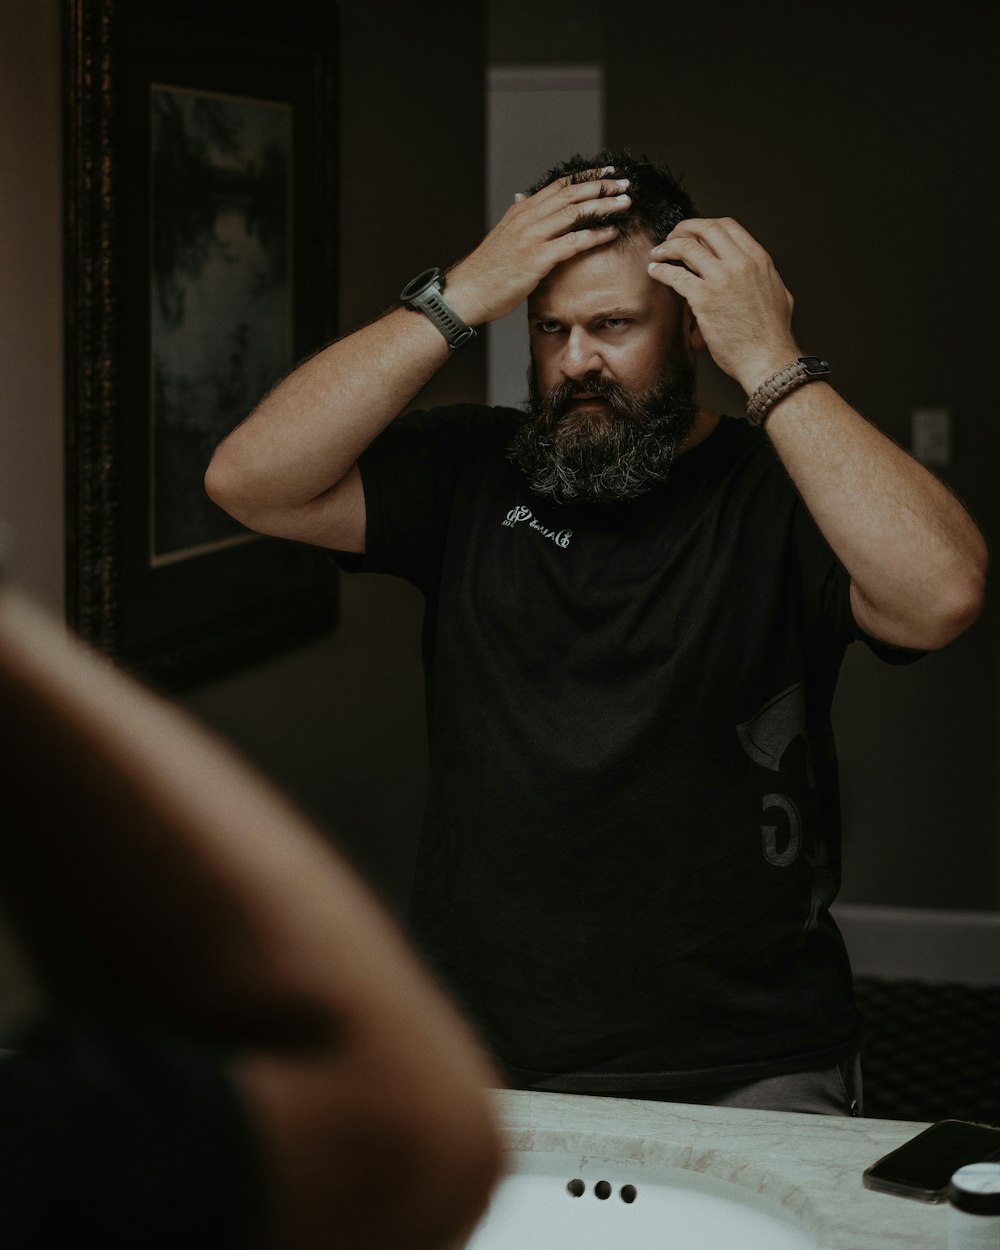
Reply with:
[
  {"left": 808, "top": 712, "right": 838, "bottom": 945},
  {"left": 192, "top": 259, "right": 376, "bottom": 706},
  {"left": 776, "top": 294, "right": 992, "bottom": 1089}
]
[
  {"left": 206, "top": 173, "right": 633, "bottom": 541},
  {"left": 762, "top": 382, "right": 987, "bottom": 650},
  {"left": 205, "top": 306, "right": 452, "bottom": 531},
  {"left": 647, "top": 218, "right": 987, "bottom": 651}
]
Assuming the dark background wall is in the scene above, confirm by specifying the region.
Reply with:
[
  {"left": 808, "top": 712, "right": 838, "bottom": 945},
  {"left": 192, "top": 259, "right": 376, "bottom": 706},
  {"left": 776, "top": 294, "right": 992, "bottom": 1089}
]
[
  {"left": 1, "top": 2, "right": 64, "bottom": 610},
  {"left": 2, "top": 0, "right": 996, "bottom": 926}
]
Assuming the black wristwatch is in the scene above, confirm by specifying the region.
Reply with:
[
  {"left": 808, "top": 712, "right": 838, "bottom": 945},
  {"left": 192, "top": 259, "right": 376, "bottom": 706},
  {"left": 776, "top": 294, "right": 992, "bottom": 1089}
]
[
  {"left": 746, "top": 355, "right": 831, "bottom": 426},
  {"left": 399, "top": 267, "right": 477, "bottom": 349}
]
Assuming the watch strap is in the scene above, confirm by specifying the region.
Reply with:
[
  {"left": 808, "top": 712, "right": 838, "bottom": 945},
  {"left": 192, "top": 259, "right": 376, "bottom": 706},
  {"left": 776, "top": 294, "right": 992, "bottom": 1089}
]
[
  {"left": 400, "top": 267, "right": 477, "bottom": 349},
  {"left": 746, "top": 355, "right": 831, "bottom": 426}
]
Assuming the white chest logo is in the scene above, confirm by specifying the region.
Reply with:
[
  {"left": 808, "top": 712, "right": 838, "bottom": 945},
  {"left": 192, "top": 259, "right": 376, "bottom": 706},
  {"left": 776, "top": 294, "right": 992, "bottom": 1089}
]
[{"left": 502, "top": 505, "right": 572, "bottom": 549}]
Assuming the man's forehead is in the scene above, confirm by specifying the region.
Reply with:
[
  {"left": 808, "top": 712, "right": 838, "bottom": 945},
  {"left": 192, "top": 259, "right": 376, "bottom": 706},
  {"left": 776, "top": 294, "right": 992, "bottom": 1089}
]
[{"left": 529, "top": 239, "right": 663, "bottom": 314}]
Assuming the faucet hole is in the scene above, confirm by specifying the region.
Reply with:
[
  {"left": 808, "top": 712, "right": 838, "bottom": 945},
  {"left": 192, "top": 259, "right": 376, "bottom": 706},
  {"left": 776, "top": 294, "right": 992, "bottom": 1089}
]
[
  {"left": 620, "top": 1184, "right": 638, "bottom": 1203},
  {"left": 566, "top": 1178, "right": 585, "bottom": 1197},
  {"left": 594, "top": 1180, "right": 612, "bottom": 1200}
]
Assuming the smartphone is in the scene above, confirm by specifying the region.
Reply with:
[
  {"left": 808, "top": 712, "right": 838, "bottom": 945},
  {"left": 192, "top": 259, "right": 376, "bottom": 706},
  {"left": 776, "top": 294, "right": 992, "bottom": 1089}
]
[{"left": 862, "top": 1119, "right": 1000, "bottom": 1203}]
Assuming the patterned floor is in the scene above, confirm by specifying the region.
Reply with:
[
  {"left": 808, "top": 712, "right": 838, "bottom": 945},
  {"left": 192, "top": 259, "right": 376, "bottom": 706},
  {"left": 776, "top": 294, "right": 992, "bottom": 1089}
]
[{"left": 854, "top": 976, "right": 1000, "bottom": 1126}]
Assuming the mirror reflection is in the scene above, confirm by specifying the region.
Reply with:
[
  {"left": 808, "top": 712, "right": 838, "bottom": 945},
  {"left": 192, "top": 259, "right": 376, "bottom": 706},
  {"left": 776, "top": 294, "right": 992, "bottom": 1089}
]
[{"left": 2, "top": 1, "right": 996, "bottom": 1184}]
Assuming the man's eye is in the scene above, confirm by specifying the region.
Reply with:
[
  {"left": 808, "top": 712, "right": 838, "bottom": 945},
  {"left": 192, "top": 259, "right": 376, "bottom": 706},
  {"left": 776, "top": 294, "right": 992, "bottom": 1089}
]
[
  {"left": 601, "top": 318, "right": 629, "bottom": 330},
  {"left": 536, "top": 321, "right": 563, "bottom": 335}
]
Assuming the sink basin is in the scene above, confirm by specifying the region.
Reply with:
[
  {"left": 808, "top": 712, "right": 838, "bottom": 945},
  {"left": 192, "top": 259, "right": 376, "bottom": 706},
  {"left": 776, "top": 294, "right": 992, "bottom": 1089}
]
[{"left": 462, "top": 1148, "right": 820, "bottom": 1249}]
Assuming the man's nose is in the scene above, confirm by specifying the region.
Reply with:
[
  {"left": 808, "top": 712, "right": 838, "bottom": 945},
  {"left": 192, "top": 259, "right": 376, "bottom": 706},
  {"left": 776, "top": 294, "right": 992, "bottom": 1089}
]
[{"left": 560, "top": 329, "right": 604, "bottom": 382}]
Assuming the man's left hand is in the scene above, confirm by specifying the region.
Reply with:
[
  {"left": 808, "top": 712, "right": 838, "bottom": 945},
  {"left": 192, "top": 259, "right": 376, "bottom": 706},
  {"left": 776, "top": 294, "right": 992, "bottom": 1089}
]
[{"left": 648, "top": 218, "right": 800, "bottom": 394}]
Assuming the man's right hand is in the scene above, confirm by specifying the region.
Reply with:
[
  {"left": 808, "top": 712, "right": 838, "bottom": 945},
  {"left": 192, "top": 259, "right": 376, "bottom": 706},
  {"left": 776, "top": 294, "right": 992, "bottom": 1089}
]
[{"left": 444, "top": 171, "right": 633, "bottom": 326}]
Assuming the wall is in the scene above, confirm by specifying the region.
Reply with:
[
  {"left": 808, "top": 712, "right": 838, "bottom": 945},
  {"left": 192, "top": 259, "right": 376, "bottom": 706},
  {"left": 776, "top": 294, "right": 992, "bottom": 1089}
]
[
  {"left": 0, "top": 2, "right": 64, "bottom": 610},
  {"left": 601, "top": 1, "right": 999, "bottom": 910},
  {"left": 0, "top": 0, "right": 65, "bottom": 1033}
]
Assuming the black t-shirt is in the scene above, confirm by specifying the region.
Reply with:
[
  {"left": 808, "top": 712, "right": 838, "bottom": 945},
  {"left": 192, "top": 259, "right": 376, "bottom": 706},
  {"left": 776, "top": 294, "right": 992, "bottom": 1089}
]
[
  {"left": 335, "top": 405, "right": 919, "bottom": 1091},
  {"left": 0, "top": 1022, "right": 262, "bottom": 1247}
]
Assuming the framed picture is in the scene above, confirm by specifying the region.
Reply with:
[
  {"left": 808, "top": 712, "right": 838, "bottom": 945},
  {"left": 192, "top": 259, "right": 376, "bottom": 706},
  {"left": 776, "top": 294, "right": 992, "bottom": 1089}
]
[{"left": 63, "top": 0, "right": 339, "bottom": 691}]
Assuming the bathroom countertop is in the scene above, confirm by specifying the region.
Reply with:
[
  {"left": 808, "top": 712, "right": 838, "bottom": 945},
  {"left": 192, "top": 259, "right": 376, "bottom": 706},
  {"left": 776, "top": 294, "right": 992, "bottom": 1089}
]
[{"left": 492, "top": 1089, "right": 947, "bottom": 1249}]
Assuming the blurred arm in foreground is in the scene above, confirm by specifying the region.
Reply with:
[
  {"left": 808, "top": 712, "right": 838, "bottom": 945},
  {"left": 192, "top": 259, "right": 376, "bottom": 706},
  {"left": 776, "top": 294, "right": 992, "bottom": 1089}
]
[{"left": 0, "top": 585, "right": 502, "bottom": 1250}]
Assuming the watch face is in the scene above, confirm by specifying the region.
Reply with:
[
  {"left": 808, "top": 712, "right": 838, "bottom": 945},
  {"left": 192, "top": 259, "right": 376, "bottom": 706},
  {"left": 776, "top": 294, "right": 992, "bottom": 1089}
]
[{"left": 401, "top": 267, "right": 441, "bottom": 302}]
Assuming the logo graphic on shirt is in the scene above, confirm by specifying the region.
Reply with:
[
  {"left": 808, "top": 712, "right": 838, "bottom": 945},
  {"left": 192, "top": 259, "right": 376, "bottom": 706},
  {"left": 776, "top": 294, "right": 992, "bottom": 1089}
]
[
  {"left": 502, "top": 505, "right": 572, "bottom": 549},
  {"left": 737, "top": 682, "right": 835, "bottom": 934}
]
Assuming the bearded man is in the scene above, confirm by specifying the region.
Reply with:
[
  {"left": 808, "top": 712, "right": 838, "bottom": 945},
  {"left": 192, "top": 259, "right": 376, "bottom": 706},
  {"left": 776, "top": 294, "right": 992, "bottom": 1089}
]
[{"left": 205, "top": 151, "right": 986, "bottom": 1114}]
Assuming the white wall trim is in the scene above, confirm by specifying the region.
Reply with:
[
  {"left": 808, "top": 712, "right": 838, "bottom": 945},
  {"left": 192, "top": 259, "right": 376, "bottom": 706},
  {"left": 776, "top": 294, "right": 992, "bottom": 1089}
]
[{"left": 832, "top": 903, "right": 1000, "bottom": 985}]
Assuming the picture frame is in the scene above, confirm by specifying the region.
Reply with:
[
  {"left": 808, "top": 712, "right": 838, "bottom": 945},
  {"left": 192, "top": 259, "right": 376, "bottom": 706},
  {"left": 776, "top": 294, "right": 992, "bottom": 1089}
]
[{"left": 63, "top": 0, "right": 339, "bottom": 692}]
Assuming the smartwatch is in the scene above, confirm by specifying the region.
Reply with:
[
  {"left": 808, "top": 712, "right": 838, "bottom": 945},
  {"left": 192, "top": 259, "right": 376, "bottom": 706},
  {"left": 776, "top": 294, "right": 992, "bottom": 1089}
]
[
  {"left": 399, "top": 267, "right": 477, "bottom": 349},
  {"left": 746, "top": 355, "right": 831, "bottom": 426}
]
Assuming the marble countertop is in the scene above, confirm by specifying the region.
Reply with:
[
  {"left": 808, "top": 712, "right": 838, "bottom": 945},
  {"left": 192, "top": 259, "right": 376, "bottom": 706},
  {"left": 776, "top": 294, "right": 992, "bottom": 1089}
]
[{"left": 491, "top": 1089, "right": 947, "bottom": 1249}]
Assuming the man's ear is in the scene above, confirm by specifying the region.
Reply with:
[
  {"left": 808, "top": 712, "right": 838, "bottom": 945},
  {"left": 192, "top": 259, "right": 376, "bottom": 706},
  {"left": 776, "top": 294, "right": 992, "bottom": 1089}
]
[{"left": 686, "top": 308, "right": 706, "bottom": 353}]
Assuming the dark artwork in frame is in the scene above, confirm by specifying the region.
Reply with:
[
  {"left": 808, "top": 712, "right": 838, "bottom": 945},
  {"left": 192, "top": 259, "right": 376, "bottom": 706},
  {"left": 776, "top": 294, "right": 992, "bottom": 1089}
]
[{"left": 64, "top": 0, "right": 339, "bottom": 692}]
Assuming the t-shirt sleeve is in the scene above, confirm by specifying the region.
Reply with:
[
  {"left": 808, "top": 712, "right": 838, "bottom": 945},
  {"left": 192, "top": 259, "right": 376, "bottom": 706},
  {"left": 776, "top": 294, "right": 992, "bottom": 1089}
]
[
  {"left": 330, "top": 405, "right": 488, "bottom": 592},
  {"left": 0, "top": 1022, "right": 263, "bottom": 1250}
]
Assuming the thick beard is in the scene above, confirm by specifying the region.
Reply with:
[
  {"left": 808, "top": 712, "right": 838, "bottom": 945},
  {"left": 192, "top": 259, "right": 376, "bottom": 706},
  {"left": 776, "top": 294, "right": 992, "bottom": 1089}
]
[{"left": 508, "top": 362, "right": 699, "bottom": 504}]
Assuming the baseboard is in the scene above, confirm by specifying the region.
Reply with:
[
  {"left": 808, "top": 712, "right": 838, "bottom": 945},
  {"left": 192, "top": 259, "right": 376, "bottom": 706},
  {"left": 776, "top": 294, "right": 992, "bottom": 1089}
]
[{"left": 832, "top": 903, "right": 1000, "bottom": 985}]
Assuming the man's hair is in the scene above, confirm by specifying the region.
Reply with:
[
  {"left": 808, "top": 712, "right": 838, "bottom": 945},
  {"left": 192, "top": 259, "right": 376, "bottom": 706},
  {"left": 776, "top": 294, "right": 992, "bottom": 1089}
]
[{"left": 525, "top": 149, "right": 698, "bottom": 246}]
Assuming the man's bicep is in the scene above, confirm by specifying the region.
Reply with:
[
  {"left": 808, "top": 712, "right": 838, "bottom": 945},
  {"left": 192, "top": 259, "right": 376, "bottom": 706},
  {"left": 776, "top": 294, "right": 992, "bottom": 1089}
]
[
  {"left": 848, "top": 580, "right": 885, "bottom": 641},
  {"left": 308, "top": 464, "right": 367, "bottom": 553},
  {"left": 247, "top": 464, "right": 367, "bottom": 554}
]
